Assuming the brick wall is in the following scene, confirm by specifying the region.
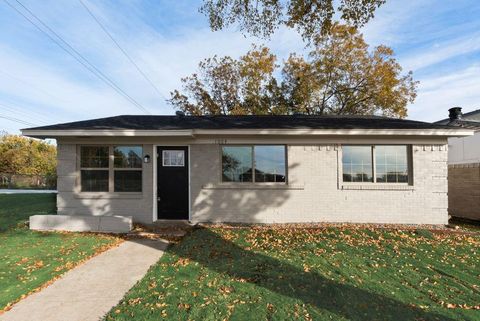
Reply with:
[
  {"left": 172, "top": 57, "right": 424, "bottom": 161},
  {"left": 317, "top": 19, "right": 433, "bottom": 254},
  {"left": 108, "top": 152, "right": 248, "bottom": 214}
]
[
  {"left": 191, "top": 144, "right": 448, "bottom": 225},
  {"left": 56, "top": 140, "right": 449, "bottom": 225},
  {"left": 448, "top": 163, "right": 480, "bottom": 221}
]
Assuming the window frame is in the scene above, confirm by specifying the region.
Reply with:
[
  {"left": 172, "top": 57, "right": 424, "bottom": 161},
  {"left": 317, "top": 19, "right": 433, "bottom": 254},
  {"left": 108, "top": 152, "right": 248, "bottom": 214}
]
[
  {"left": 220, "top": 144, "right": 288, "bottom": 184},
  {"left": 78, "top": 145, "right": 143, "bottom": 194},
  {"left": 341, "top": 144, "right": 413, "bottom": 185}
]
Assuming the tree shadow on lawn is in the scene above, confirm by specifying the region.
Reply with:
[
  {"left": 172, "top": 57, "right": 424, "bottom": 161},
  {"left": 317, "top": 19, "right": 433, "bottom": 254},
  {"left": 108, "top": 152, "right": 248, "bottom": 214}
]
[{"left": 167, "top": 227, "right": 453, "bottom": 321}]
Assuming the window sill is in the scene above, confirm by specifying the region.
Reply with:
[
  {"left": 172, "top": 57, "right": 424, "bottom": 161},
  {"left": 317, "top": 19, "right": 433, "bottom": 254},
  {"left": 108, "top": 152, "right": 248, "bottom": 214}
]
[
  {"left": 74, "top": 192, "right": 144, "bottom": 199},
  {"left": 202, "top": 183, "right": 304, "bottom": 190},
  {"left": 341, "top": 184, "right": 414, "bottom": 191}
]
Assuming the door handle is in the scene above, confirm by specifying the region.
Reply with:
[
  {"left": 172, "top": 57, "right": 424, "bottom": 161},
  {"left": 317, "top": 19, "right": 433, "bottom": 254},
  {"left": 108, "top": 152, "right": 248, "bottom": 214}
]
[{"left": 157, "top": 196, "right": 161, "bottom": 201}]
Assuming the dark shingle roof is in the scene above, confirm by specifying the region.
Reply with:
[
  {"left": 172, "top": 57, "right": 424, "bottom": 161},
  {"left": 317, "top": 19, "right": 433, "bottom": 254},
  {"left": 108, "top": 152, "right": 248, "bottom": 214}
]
[
  {"left": 440, "top": 119, "right": 480, "bottom": 130},
  {"left": 24, "top": 114, "right": 456, "bottom": 131}
]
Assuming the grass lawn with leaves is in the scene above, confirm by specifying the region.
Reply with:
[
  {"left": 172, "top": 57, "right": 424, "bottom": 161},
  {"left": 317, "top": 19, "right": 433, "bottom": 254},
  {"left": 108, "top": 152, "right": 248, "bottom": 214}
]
[
  {"left": 106, "top": 226, "right": 479, "bottom": 321},
  {"left": 0, "top": 194, "right": 121, "bottom": 311}
]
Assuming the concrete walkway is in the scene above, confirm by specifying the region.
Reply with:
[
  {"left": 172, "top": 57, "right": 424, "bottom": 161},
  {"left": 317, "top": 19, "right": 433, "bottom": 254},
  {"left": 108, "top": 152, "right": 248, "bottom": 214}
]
[{"left": 1, "top": 239, "right": 168, "bottom": 321}]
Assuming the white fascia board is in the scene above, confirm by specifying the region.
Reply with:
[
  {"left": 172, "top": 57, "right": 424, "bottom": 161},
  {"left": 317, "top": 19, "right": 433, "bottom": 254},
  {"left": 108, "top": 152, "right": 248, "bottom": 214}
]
[
  {"left": 192, "top": 128, "right": 475, "bottom": 137},
  {"left": 21, "top": 129, "right": 195, "bottom": 138},
  {"left": 21, "top": 128, "right": 474, "bottom": 139}
]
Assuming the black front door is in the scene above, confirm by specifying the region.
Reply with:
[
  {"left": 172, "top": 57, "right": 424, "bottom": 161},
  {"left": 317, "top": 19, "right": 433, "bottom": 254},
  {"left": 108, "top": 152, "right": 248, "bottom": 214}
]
[{"left": 157, "top": 146, "right": 189, "bottom": 220}]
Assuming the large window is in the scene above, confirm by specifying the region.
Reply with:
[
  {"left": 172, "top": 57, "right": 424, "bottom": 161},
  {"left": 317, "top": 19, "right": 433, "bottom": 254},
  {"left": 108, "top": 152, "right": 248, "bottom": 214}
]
[
  {"left": 342, "top": 145, "right": 410, "bottom": 184},
  {"left": 80, "top": 145, "right": 143, "bottom": 192},
  {"left": 221, "top": 145, "right": 286, "bottom": 183}
]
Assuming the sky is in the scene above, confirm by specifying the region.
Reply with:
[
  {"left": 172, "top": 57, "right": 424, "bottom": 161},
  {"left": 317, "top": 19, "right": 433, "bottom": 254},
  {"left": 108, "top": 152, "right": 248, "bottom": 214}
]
[{"left": 0, "top": 0, "right": 480, "bottom": 134}]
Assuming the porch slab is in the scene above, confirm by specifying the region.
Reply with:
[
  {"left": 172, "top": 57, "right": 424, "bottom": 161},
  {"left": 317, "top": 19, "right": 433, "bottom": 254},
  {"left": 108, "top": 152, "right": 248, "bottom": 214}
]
[
  {"left": 151, "top": 219, "right": 194, "bottom": 228},
  {"left": 29, "top": 215, "right": 132, "bottom": 233}
]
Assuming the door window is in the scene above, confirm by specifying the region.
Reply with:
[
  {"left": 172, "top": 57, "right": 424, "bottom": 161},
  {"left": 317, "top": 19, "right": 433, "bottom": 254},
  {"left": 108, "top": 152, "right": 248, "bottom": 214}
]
[{"left": 162, "top": 150, "right": 185, "bottom": 167}]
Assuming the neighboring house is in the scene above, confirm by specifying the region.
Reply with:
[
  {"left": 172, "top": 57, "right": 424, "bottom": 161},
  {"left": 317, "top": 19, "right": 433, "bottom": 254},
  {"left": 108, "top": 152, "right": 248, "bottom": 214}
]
[
  {"left": 435, "top": 107, "right": 480, "bottom": 221},
  {"left": 22, "top": 114, "right": 472, "bottom": 226}
]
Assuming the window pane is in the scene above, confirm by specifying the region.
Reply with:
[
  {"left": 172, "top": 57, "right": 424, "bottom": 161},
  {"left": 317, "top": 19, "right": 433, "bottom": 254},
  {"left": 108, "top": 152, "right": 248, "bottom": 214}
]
[
  {"left": 162, "top": 150, "right": 185, "bottom": 167},
  {"left": 342, "top": 146, "right": 373, "bottom": 183},
  {"left": 114, "top": 171, "right": 142, "bottom": 192},
  {"left": 254, "top": 146, "right": 286, "bottom": 183},
  {"left": 342, "top": 164, "right": 352, "bottom": 182},
  {"left": 81, "top": 170, "right": 108, "bottom": 192},
  {"left": 376, "top": 164, "right": 387, "bottom": 183},
  {"left": 375, "top": 145, "right": 408, "bottom": 183},
  {"left": 114, "top": 146, "right": 143, "bottom": 168},
  {"left": 398, "top": 172, "right": 409, "bottom": 183},
  {"left": 81, "top": 146, "right": 109, "bottom": 168},
  {"left": 222, "top": 147, "right": 253, "bottom": 182}
]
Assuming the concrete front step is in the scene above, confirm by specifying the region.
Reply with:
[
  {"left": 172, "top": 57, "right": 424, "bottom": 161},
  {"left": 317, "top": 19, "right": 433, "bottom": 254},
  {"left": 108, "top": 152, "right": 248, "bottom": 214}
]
[
  {"left": 30, "top": 215, "right": 132, "bottom": 233},
  {"left": 152, "top": 219, "right": 194, "bottom": 228},
  {"left": 127, "top": 220, "right": 193, "bottom": 240}
]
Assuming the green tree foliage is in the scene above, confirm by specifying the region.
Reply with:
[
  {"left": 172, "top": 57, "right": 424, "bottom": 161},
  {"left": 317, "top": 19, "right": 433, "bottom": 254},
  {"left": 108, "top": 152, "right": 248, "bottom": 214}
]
[
  {"left": 0, "top": 134, "right": 56, "bottom": 176},
  {"left": 169, "top": 24, "right": 418, "bottom": 118},
  {"left": 200, "top": 0, "right": 386, "bottom": 42}
]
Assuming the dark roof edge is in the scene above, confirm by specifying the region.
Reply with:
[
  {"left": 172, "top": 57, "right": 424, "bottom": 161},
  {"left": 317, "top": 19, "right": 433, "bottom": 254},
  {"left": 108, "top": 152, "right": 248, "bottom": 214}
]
[{"left": 20, "top": 114, "right": 471, "bottom": 133}]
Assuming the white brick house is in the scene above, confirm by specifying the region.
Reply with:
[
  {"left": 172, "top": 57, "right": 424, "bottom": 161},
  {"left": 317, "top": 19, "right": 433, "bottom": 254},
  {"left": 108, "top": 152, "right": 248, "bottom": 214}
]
[{"left": 22, "top": 114, "right": 473, "bottom": 227}]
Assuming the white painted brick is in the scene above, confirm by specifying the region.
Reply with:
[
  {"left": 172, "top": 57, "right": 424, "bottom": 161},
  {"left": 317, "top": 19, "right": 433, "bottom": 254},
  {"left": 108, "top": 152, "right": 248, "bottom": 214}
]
[
  {"left": 190, "top": 144, "right": 449, "bottom": 225},
  {"left": 56, "top": 141, "right": 449, "bottom": 225}
]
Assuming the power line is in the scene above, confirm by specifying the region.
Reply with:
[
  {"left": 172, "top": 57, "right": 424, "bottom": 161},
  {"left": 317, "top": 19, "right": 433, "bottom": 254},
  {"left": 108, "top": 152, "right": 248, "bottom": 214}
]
[
  {"left": 4, "top": 0, "right": 151, "bottom": 115},
  {"left": 0, "top": 103, "right": 51, "bottom": 125},
  {"left": 0, "top": 114, "right": 39, "bottom": 127},
  {"left": 0, "top": 105, "right": 48, "bottom": 125},
  {"left": 78, "top": 0, "right": 167, "bottom": 102},
  {"left": 0, "top": 70, "right": 65, "bottom": 102},
  {"left": 11, "top": 0, "right": 151, "bottom": 114},
  {"left": 0, "top": 101, "right": 65, "bottom": 124}
]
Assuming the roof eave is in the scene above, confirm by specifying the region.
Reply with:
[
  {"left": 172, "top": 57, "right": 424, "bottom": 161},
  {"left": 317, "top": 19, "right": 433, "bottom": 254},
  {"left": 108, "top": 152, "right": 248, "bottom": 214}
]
[
  {"left": 21, "top": 128, "right": 475, "bottom": 139},
  {"left": 21, "top": 129, "right": 196, "bottom": 139},
  {"left": 193, "top": 128, "right": 474, "bottom": 136}
]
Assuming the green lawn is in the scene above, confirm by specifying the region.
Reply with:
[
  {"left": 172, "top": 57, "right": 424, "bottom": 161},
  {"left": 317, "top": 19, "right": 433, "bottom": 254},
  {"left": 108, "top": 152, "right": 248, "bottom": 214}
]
[
  {"left": 0, "top": 194, "right": 121, "bottom": 311},
  {"left": 0, "top": 194, "right": 57, "bottom": 232},
  {"left": 106, "top": 227, "right": 479, "bottom": 321}
]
